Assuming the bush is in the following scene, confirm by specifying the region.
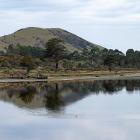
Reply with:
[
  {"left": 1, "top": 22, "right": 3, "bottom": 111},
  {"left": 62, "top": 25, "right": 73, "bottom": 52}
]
[{"left": 20, "top": 56, "right": 36, "bottom": 72}]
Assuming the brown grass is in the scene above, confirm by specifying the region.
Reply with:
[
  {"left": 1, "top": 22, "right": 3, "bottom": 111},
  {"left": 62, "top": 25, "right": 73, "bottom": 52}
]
[{"left": 0, "top": 68, "right": 139, "bottom": 79}]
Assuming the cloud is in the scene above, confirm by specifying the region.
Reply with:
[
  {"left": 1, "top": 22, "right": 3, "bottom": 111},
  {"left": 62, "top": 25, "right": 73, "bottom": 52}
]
[
  {"left": 0, "top": 0, "right": 139, "bottom": 36},
  {"left": 0, "top": 0, "right": 139, "bottom": 51},
  {"left": 0, "top": 0, "right": 140, "bottom": 24}
]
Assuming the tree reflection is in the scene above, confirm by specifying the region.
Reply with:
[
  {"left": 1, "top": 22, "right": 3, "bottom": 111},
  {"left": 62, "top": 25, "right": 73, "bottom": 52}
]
[
  {"left": 0, "top": 80, "right": 140, "bottom": 112},
  {"left": 18, "top": 86, "right": 37, "bottom": 103},
  {"left": 44, "top": 83, "right": 64, "bottom": 111}
]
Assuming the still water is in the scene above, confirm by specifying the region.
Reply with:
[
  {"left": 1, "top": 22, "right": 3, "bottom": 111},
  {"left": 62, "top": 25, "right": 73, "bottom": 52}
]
[{"left": 0, "top": 80, "right": 140, "bottom": 140}]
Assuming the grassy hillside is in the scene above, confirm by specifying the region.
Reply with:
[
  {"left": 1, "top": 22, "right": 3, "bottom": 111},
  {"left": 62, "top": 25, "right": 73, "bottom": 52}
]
[{"left": 0, "top": 27, "right": 103, "bottom": 52}]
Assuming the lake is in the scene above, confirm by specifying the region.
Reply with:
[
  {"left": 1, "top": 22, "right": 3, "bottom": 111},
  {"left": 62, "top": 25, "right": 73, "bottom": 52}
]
[{"left": 0, "top": 80, "right": 140, "bottom": 140}]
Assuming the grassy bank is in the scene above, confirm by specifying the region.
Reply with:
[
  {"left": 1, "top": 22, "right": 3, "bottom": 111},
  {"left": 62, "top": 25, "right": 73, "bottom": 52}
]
[{"left": 0, "top": 68, "right": 140, "bottom": 80}]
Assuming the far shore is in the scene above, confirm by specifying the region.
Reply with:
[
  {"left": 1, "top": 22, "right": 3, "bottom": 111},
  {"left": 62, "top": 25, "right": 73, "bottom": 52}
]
[{"left": 0, "top": 72, "right": 140, "bottom": 83}]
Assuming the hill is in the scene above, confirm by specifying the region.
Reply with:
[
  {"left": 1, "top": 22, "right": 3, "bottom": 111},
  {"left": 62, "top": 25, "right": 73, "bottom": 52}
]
[
  {"left": 0, "top": 27, "right": 103, "bottom": 52},
  {"left": 0, "top": 28, "right": 139, "bottom": 75}
]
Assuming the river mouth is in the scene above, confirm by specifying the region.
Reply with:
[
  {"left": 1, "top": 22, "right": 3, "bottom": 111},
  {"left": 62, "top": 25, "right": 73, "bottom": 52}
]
[{"left": 0, "top": 79, "right": 140, "bottom": 140}]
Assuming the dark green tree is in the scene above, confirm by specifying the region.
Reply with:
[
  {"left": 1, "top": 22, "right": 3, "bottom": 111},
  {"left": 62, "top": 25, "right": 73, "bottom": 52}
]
[
  {"left": 126, "top": 49, "right": 135, "bottom": 67},
  {"left": 45, "top": 38, "right": 67, "bottom": 71},
  {"left": 126, "top": 49, "right": 135, "bottom": 57},
  {"left": 104, "top": 55, "right": 115, "bottom": 71}
]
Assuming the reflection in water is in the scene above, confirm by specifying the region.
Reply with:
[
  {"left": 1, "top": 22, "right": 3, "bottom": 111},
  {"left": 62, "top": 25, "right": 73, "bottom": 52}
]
[
  {"left": 44, "top": 83, "right": 65, "bottom": 111},
  {"left": 0, "top": 80, "right": 140, "bottom": 140},
  {"left": 0, "top": 80, "right": 140, "bottom": 112}
]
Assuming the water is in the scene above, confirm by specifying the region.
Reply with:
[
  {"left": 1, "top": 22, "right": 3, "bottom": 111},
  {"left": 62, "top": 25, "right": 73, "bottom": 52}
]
[{"left": 0, "top": 80, "right": 140, "bottom": 140}]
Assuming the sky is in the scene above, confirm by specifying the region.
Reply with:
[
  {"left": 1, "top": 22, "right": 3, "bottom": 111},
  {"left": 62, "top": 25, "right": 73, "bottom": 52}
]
[{"left": 0, "top": 0, "right": 140, "bottom": 52}]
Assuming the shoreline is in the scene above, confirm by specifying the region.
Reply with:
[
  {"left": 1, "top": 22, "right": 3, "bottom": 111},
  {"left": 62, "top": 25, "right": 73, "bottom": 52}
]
[{"left": 0, "top": 73, "right": 140, "bottom": 83}]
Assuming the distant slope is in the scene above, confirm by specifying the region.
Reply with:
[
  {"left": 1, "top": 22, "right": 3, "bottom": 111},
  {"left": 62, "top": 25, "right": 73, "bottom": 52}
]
[{"left": 0, "top": 27, "right": 104, "bottom": 52}]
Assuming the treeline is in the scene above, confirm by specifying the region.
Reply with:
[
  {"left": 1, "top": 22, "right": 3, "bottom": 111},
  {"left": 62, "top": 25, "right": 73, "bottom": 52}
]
[
  {"left": 67, "top": 48, "right": 140, "bottom": 69},
  {"left": 0, "top": 38, "right": 140, "bottom": 71}
]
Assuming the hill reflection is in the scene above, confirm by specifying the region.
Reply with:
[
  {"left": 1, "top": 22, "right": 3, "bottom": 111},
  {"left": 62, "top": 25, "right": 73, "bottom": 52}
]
[{"left": 0, "top": 80, "right": 140, "bottom": 112}]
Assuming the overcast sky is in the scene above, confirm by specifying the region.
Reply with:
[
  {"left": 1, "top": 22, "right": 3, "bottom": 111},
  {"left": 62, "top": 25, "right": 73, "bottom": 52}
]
[{"left": 0, "top": 0, "right": 140, "bottom": 52}]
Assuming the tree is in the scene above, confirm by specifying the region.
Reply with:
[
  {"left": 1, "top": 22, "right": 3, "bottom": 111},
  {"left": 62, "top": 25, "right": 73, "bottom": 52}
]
[
  {"left": 20, "top": 56, "right": 36, "bottom": 72},
  {"left": 90, "top": 47, "right": 101, "bottom": 65},
  {"left": 45, "top": 38, "right": 67, "bottom": 71},
  {"left": 70, "top": 51, "right": 80, "bottom": 60},
  {"left": 126, "top": 49, "right": 135, "bottom": 67},
  {"left": 104, "top": 55, "right": 115, "bottom": 71},
  {"left": 82, "top": 48, "right": 89, "bottom": 59},
  {"left": 90, "top": 47, "right": 100, "bottom": 56},
  {"left": 126, "top": 49, "right": 135, "bottom": 57},
  {"left": 7, "top": 44, "right": 45, "bottom": 58}
]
